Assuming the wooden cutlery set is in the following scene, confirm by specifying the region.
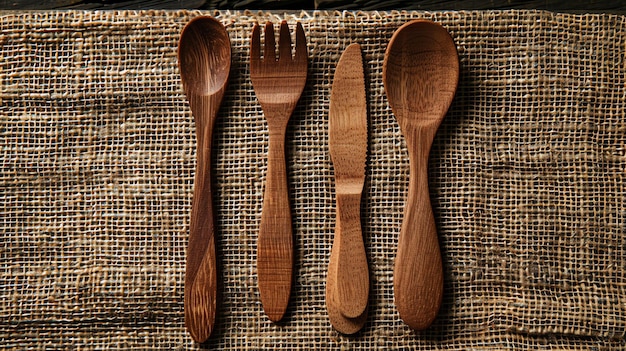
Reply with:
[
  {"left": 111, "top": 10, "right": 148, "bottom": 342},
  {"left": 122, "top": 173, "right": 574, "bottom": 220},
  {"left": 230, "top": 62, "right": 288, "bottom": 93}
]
[{"left": 178, "top": 16, "right": 459, "bottom": 343}]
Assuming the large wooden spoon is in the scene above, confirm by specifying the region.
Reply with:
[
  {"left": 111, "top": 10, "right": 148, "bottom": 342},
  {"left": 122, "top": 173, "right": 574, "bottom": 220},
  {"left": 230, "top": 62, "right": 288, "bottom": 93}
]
[
  {"left": 178, "top": 16, "right": 231, "bottom": 343},
  {"left": 382, "top": 19, "right": 459, "bottom": 330}
]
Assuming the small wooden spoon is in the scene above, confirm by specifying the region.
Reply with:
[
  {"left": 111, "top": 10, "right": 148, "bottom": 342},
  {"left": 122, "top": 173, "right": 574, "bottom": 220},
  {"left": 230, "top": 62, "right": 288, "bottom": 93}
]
[
  {"left": 178, "top": 16, "right": 231, "bottom": 343},
  {"left": 382, "top": 20, "right": 459, "bottom": 330}
]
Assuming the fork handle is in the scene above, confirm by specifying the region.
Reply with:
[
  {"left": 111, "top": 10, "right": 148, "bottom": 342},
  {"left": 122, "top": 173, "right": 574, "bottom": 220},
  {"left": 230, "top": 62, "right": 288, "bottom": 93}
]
[{"left": 258, "top": 133, "right": 293, "bottom": 322}]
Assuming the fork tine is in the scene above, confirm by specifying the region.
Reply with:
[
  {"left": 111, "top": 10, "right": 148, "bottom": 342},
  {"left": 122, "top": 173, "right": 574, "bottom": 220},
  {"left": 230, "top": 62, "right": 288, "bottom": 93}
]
[
  {"left": 264, "top": 22, "right": 276, "bottom": 62},
  {"left": 294, "top": 22, "right": 307, "bottom": 63},
  {"left": 278, "top": 21, "right": 292, "bottom": 62},
  {"left": 250, "top": 23, "right": 261, "bottom": 69}
]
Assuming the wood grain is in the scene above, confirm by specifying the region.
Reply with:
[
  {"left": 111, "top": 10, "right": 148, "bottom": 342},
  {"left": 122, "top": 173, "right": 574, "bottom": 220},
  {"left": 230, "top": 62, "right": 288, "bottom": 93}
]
[
  {"left": 383, "top": 19, "right": 458, "bottom": 331},
  {"left": 327, "top": 43, "right": 369, "bottom": 321},
  {"left": 334, "top": 193, "right": 368, "bottom": 319},
  {"left": 250, "top": 21, "right": 308, "bottom": 322},
  {"left": 325, "top": 219, "right": 368, "bottom": 334},
  {"left": 178, "top": 16, "right": 230, "bottom": 343},
  {"left": 184, "top": 95, "right": 223, "bottom": 343}
]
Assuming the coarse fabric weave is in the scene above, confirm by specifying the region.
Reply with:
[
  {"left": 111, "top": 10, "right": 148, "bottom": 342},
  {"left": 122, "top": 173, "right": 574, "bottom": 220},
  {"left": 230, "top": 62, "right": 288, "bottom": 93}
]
[{"left": 1, "top": 9, "right": 625, "bottom": 350}]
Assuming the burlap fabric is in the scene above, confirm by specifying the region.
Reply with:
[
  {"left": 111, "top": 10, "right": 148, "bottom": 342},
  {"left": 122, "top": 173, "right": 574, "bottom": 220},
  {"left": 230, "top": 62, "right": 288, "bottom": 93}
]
[{"left": 1, "top": 9, "right": 624, "bottom": 350}]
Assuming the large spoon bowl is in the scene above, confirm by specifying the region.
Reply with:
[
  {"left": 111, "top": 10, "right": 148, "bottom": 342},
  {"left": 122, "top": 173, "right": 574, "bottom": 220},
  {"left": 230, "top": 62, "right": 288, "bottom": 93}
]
[
  {"left": 383, "top": 19, "right": 459, "bottom": 330},
  {"left": 178, "top": 16, "right": 231, "bottom": 343}
]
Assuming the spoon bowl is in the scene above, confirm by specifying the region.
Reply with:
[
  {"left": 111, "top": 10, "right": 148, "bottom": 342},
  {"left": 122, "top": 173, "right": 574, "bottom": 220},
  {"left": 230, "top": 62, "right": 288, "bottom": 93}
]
[
  {"left": 179, "top": 17, "right": 231, "bottom": 96},
  {"left": 178, "top": 16, "right": 231, "bottom": 343},
  {"left": 383, "top": 19, "right": 459, "bottom": 331},
  {"left": 384, "top": 20, "right": 458, "bottom": 131}
]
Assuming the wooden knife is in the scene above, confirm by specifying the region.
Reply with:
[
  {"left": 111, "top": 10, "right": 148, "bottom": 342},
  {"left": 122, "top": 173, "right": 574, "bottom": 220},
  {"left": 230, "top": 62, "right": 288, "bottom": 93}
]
[{"left": 326, "top": 43, "right": 369, "bottom": 324}]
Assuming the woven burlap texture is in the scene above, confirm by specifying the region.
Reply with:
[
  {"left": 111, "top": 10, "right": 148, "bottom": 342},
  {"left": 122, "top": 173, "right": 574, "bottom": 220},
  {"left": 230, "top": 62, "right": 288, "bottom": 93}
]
[{"left": 1, "top": 9, "right": 625, "bottom": 350}]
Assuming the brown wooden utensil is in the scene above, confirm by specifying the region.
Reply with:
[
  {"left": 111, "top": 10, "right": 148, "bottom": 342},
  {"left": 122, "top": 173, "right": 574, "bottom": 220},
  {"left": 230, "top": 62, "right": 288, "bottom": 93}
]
[
  {"left": 250, "top": 21, "right": 308, "bottom": 322},
  {"left": 382, "top": 19, "right": 459, "bottom": 330},
  {"left": 326, "top": 228, "right": 368, "bottom": 334},
  {"left": 178, "top": 16, "right": 231, "bottom": 343},
  {"left": 326, "top": 43, "right": 369, "bottom": 324}
]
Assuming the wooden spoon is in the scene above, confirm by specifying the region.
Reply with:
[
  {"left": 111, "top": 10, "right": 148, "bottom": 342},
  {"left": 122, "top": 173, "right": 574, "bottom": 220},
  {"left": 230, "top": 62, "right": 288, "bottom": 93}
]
[
  {"left": 382, "top": 19, "right": 459, "bottom": 330},
  {"left": 178, "top": 16, "right": 231, "bottom": 343}
]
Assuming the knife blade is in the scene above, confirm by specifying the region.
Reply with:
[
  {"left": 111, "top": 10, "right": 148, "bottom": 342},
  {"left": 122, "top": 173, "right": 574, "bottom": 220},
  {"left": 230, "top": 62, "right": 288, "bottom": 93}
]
[{"left": 326, "top": 43, "right": 369, "bottom": 323}]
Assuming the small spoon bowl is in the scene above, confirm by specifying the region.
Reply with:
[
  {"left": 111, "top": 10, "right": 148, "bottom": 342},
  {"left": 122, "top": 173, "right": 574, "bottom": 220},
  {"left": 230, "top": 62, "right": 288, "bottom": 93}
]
[
  {"left": 383, "top": 19, "right": 459, "bottom": 331},
  {"left": 178, "top": 16, "right": 231, "bottom": 343}
]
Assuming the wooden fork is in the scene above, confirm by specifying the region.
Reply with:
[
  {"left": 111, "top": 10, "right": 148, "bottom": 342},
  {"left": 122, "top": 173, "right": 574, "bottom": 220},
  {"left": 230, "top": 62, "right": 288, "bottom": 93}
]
[{"left": 250, "top": 21, "right": 308, "bottom": 322}]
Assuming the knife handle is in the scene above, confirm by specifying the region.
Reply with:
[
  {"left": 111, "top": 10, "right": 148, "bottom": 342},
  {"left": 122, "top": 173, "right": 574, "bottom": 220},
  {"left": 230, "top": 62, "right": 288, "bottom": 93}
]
[
  {"left": 394, "top": 145, "right": 443, "bottom": 330},
  {"left": 258, "top": 134, "right": 293, "bottom": 322},
  {"left": 185, "top": 133, "right": 217, "bottom": 343},
  {"left": 334, "top": 192, "right": 369, "bottom": 319}
]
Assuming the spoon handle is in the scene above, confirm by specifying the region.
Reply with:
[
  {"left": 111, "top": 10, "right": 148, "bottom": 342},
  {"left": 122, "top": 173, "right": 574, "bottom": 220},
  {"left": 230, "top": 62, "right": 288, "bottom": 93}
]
[
  {"left": 185, "top": 121, "right": 217, "bottom": 343},
  {"left": 258, "top": 132, "right": 293, "bottom": 322},
  {"left": 334, "top": 192, "right": 369, "bottom": 319},
  {"left": 394, "top": 147, "right": 443, "bottom": 330}
]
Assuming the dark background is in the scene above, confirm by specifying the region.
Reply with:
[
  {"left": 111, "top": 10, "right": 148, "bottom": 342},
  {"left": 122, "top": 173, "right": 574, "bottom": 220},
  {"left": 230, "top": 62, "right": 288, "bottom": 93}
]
[{"left": 0, "top": 0, "right": 624, "bottom": 12}]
